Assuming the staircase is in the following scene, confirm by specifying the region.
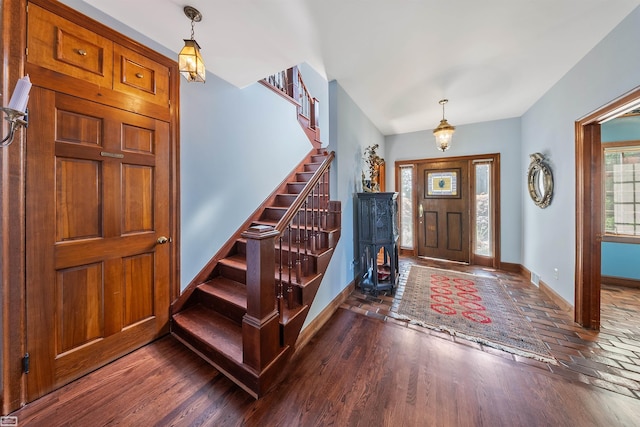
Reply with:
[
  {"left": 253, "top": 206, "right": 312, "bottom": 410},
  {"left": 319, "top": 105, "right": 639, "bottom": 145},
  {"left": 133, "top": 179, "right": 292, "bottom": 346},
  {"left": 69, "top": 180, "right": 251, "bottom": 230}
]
[{"left": 170, "top": 147, "right": 341, "bottom": 398}]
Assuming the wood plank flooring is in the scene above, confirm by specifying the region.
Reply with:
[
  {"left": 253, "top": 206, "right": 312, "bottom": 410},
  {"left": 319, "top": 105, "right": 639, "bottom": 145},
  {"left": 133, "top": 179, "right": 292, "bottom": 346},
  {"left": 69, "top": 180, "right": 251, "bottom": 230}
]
[{"left": 10, "top": 257, "right": 640, "bottom": 426}]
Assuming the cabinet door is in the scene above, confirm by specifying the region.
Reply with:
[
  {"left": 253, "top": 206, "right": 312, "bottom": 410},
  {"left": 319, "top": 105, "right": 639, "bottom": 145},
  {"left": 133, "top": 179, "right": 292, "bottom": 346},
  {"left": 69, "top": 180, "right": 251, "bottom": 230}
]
[
  {"left": 371, "top": 197, "right": 395, "bottom": 243},
  {"left": 27, "top": 4, "right": 113, "bottom": 87},
  {"left": 113, "top": 44, "right": 170, "bottom": 107},
  {"left": 358, "top": 196, "right": 374, "bottom": 242}
]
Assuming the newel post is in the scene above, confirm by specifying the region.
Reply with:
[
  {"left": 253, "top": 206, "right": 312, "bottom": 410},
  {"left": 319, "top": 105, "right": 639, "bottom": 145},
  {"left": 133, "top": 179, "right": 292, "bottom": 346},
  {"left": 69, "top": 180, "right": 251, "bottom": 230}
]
[
  {"left": 240, "top": 225, "right": 281, "bottom": 371},
  {"left": 286, "top": 67, "right": 300, "bottom": 102},
  {"left": 310, "top": 97, "right": 319, "bottom": 130}
]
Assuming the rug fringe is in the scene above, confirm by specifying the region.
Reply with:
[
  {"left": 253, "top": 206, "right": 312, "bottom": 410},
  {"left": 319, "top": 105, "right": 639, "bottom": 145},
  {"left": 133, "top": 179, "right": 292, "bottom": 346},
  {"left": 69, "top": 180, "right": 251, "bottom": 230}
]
[{"left": 389, "top": 311, "right": 558, "bottom": 365}]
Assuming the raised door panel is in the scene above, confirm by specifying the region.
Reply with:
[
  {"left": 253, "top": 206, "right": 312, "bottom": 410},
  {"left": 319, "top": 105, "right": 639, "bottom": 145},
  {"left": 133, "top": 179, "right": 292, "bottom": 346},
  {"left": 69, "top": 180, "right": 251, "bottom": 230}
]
[
  {"left": 27, "top": 3, "right": 113, "bottom": 87},
  {"left": 55, "top": 158, "right": 102, "bottom": 241},
  {"left": 56, "top": 263, "right": 104, "bottom": 354},
  {"left": 113, "top": 44, "right": 170, "bottom": 107},
  {"left": 424, "top": 211, "right": 438, "bottom": 248}
]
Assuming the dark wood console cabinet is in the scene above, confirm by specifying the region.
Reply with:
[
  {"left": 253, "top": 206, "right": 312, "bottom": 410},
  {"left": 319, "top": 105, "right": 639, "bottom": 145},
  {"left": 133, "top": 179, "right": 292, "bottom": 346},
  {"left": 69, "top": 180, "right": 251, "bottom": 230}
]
[{"left": 355, "top": 192, "right": 399, "bottom": 295}]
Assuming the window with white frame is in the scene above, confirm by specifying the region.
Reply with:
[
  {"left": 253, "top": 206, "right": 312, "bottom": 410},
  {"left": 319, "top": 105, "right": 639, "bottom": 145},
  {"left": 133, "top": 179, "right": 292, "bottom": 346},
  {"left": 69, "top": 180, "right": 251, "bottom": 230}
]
[{"left": 603, "top": 144, "right": 640, "bottom": 237}]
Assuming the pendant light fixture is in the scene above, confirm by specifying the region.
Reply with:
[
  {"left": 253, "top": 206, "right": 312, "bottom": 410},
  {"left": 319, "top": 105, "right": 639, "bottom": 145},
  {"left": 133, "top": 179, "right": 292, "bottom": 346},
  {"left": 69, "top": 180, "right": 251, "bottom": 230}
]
[
  {"left": 178, "top": 6, "right": 206, "bottom": 83},
  {"left": 433, "top": 99, "right": 455, "bottom": 151}
]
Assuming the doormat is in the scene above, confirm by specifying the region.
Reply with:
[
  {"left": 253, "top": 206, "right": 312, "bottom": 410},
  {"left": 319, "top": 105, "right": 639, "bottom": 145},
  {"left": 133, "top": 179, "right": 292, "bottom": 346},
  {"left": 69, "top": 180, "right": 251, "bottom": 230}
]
[{"left": 391, "top": 266, "right": 556, "bottom": 364}]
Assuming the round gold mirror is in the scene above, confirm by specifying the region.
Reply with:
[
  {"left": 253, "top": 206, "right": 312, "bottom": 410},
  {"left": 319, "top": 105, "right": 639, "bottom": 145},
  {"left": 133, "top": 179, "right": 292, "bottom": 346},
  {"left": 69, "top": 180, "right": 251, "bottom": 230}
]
[{"left": 527, "top": 153, "right": 553, "bottom": 208}]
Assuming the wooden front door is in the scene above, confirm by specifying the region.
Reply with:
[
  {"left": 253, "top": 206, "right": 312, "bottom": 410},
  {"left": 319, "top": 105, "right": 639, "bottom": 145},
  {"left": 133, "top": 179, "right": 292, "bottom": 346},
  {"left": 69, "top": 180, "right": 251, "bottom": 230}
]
[
  {"left": 417, "top": 160, "right": 470, "bottom": 263},
  {"left": 25, "top": 87, "right": 171, "bottom": 401}
]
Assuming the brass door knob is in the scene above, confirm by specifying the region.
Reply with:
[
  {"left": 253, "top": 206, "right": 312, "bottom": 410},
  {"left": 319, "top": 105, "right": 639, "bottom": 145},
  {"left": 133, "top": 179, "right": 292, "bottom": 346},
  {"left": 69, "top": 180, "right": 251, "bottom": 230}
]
[{"left": 157, "top": 236, "right": 170, "bottom": 244}]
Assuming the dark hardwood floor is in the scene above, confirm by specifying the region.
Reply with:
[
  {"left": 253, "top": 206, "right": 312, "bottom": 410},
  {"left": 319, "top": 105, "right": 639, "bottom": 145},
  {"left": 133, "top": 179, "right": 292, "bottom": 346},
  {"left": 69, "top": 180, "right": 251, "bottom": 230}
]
[{"left": 10, "top": 257, "right": 640, "bottom": 426}]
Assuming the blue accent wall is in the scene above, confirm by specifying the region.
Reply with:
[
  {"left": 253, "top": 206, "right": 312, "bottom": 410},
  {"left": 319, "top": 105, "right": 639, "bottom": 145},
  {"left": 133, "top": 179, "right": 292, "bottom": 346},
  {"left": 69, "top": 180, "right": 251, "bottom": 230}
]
[
  {"left": 601, "top": 115, "right": 640, "bottom": 280},
  {"left": 602, "top": 242, "right": 640, "bottom": 280},
  {"left": 602, "top": 115, "right": 640, "bottom": 142}
]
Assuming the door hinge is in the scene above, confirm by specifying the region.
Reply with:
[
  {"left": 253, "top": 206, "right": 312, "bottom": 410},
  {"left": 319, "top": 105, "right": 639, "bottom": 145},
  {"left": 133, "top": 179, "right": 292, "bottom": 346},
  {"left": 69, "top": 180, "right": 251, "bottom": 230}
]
[{"left": 23, "top": 352, "right": 30, "bottom": 374}]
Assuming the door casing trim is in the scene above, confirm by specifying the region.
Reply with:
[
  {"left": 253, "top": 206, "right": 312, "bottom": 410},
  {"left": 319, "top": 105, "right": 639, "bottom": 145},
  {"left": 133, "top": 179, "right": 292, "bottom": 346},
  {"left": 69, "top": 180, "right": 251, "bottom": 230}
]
[
  {"left": 395, "top": 153, "right": 501, "bottom": 269},
  {"left": 574, "top": 85, "right": 640, "bottom": 329}
]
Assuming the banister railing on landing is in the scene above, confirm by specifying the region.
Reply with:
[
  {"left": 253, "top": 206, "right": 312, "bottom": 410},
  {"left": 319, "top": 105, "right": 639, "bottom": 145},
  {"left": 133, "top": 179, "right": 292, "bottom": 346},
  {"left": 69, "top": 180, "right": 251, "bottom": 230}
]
[
  {"left": 274, "top": 151, "right": 335, "bottom": 316},
  {"left": 264, "top": 66, "right": 319, "bottom": 133}
]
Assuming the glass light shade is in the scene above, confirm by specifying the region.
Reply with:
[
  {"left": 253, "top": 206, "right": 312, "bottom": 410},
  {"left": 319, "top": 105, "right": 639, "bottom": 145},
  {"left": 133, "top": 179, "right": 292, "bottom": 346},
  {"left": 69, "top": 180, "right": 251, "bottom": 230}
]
[
  {"left": 433, "top": 119, "right": 455, "bottom": 151},
  {"left": 179, "top": 39, "right": 206, "bottom": 83}
]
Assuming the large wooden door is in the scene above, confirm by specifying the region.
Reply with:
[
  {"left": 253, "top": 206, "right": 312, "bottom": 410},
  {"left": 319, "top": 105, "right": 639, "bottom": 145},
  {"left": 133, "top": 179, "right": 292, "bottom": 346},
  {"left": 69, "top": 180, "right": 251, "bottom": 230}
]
[
  {"left": 417, "top": 160, "right": 470, "bottom": 263},
  {"left": 25, "top": 87, "right": 171, "bottom": 400}
]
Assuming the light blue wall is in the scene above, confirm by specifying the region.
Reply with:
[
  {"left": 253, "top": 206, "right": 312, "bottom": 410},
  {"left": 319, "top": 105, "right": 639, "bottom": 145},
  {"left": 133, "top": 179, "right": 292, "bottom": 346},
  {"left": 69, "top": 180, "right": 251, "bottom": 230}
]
[
  {"left": 601, "top": 116, "right": 640, "bottom": 280},
  {"left": 385, "top": 118, "right": 523, "bottom": 264},
  {"left": 521, "top": 6, "right": 640, "bottom": 303},
  {"left": 304, "top": 80, "right": 386, "bottom": 326},
  {"left": 305, "top": 80, "right": 384, "bottom": 323},
  {"left": 180, "top": 75, "right": 312, "bottom": 288}
]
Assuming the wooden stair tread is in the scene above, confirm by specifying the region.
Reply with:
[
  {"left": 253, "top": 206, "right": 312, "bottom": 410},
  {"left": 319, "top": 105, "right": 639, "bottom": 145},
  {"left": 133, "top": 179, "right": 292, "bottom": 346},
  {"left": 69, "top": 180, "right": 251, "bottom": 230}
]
[
  {"left": 218, "top": 252, "right": 323, "bottom": 287},
  {"left": 218, "top": 254, "right": 248, "bottom": 269},
  {"left": 251, "top": 219, "right": 339, "bottom": 233},
  {"left": 275, "top": 270, "right": 322, "bottom": 288},
  {"left": 199, "top": 278, "right": 247, "bottom": 310},
  {"left": 172, "top": 304, "right": 243, "bottom": 364}
]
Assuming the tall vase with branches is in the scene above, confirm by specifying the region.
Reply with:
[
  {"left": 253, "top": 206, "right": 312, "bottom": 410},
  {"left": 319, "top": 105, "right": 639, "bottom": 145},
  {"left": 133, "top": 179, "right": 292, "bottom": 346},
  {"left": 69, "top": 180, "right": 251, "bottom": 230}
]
[{"left": 362, "top": 144, "right": 384, "bottom": 192}]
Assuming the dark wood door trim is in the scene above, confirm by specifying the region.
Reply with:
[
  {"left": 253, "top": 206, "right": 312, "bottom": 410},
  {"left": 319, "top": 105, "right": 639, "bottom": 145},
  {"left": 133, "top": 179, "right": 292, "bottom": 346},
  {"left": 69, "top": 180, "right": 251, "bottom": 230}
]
[
  {"left": 1, "top": 0, "right": 180, "bottom": 413},
  {"left": 395, "top": 153, "right": 500, "bottom": 269},
  {"left": 1, "top": 0, "right": 29, "bottom": 414},
  {"left": 575, "top": 85, "right": 640, "bottom": 329}
]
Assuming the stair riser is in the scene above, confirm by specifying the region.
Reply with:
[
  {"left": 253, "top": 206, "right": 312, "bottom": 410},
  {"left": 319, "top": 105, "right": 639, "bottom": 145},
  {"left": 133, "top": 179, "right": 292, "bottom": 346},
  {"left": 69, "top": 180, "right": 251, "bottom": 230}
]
[
  {"left": 273, "top": 194, "right": 330, "bottom": 208},
  {"left": 196, "top": 288, "right": 246, "bottom": 324},
  {"left": 281, "top": 305, "right": 309, "bottom": 347},
  {"left": 274, "top": 249, "right": 318, "bottom": 273},
  {"left": 234, "top": 240, "right": 247, "bottom": 256},
  {"left": 304, "top": 163, "right": 321, "bottom": 172},
  {"left": 280, "top": 228, "right": 340, "bottom": 252},
  {"left": 219, "top": 264, "right": 246, "bottom": 284},
  {"left": 287, "top": 181, "right": 329, "bottom": 194},
  {"left": 299, "top": 274, "right": 323, "bottom": 307},
  {"left": 296, "top": 172, "right": 315, "bottom": 182},
  {"left": 311, "top": 155, "right": 326, "bottom": 163},
  {"left": 279, "top": 230, "right": 322, "bottom": 253},
  {"left": 171, "top": 325, "right": 256, "bottom": 395},
  {"left": 271, "top": 210, "right": 329, "bottom": 228}
]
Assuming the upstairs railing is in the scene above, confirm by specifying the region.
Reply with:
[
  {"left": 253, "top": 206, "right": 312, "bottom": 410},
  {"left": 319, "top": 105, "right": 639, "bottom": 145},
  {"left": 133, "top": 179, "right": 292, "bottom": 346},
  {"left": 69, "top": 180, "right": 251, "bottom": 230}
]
[
  {"left": 264, "top": 66, "right": 319, "bottom": 134},
  {"left": 274, "top": 151, "right": 334, "bottom": 316}
]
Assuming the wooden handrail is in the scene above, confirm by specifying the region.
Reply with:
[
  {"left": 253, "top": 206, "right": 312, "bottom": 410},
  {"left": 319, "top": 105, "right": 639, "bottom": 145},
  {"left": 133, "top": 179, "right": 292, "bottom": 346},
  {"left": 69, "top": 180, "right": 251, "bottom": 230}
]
[
  {"left": 263, "top": 66, "right": 320, "bottom": 136},
  {"left": 275, "top": 151, "right": 335, "bottom": 234}
]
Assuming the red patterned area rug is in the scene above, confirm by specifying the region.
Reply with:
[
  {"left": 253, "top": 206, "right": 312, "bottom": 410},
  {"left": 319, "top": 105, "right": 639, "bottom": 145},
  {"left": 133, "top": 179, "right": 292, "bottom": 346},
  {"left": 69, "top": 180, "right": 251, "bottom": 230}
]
[{"left": 391, "top": 266, "right": 556, "bottom": 364}]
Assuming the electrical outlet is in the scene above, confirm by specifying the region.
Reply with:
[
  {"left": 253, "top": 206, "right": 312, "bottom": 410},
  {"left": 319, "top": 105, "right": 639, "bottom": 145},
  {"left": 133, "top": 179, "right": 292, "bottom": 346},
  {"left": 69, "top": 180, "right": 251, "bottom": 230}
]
[{"left": 553, "top": 268, "right": 559, "bottom": 280}]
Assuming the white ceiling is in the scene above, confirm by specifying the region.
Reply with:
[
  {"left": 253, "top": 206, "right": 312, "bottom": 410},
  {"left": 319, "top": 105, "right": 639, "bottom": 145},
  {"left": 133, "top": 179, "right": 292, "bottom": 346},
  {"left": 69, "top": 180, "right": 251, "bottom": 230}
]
[{"left": 81, "top": 0, "right": 640, "bottom": 135}]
